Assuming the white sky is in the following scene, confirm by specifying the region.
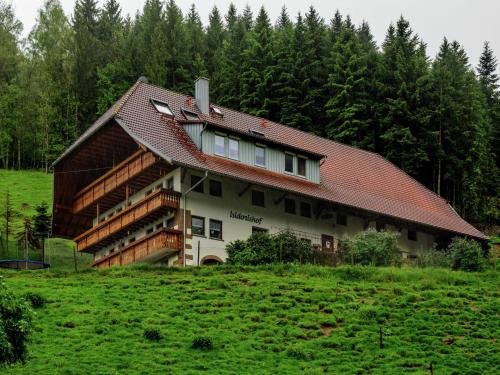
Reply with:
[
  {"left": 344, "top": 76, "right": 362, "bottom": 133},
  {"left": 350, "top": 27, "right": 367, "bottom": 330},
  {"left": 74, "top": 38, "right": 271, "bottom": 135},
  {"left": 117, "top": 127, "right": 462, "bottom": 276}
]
[{"left": 12, "top": 0, "right": 500, "bottom": 72}]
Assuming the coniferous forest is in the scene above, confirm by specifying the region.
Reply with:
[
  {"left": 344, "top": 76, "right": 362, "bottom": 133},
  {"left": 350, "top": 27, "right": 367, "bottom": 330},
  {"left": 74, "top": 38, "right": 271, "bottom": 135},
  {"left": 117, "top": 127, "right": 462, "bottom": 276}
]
[{"left": 0, "top": 0, "right": 498, "bottom": 225}]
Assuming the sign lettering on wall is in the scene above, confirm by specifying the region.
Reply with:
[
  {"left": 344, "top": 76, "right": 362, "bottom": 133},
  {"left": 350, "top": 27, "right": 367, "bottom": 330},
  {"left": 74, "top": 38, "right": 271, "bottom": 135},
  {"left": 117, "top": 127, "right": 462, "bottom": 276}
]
[{"left": 229, "top": 210, "right": 263, "bottom": 225}]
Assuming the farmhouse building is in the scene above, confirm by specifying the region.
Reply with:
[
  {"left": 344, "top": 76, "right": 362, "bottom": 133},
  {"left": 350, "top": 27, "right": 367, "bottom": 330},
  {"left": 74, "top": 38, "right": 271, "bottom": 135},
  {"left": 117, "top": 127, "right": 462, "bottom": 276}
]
[{"left": 51, "top": 78, "right": 486, "bottom": 268}]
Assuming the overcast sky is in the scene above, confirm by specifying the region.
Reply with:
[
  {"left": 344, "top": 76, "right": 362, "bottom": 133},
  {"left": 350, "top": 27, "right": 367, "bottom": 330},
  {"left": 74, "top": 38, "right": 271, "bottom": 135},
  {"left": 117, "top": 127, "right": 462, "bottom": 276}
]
[{"left": 12, "top": 0, "right": 500, "bottom": 72}]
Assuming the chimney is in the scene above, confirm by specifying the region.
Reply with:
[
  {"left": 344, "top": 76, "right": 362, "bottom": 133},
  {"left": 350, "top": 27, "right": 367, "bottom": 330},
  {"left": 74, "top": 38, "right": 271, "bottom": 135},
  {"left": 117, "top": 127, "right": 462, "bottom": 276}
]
[{"left": 195, "top": 77, "right": 209, "bottom": 115}]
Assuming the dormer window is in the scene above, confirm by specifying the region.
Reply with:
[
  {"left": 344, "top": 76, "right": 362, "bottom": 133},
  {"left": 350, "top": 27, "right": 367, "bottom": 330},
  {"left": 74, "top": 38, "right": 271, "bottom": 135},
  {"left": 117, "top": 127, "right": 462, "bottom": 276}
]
[
  {"left": 297, "top": 156, "right": 307, "bottom": 177},
  {"left": 214, "top": 134, "right": 225, "bottom": 156},
  {"left": 151, "top": 99, "right": 173, "bottom": 116},
  {"left": 285, "top": 153, "right": 294, "bottom": 173}
]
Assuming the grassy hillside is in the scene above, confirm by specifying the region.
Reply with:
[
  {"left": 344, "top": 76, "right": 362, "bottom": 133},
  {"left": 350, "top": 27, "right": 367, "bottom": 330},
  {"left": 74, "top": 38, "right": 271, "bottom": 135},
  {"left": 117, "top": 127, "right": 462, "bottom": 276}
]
[
  {"left": 2, "top": 264, "right": 498, "bottom": 374},
  {"left": 0, "top": 169, "right": 91, "bottom": 267},
  {"left": 0, "top": 169, "right": 53, "bottom": 233}
]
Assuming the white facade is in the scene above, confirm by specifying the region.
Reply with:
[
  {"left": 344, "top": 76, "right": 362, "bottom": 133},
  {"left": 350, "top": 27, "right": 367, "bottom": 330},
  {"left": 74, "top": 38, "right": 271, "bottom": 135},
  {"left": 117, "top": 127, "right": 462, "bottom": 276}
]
[{"left": 93, "top": 166, "right": 435, "bottom": 266}]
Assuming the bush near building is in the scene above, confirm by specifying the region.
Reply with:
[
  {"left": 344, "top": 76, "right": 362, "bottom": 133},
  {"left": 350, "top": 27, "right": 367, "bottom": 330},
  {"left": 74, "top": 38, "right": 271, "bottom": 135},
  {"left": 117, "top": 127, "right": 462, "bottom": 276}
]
[
  {"left": 449, "top": 237, "right": 487, "bottom": 271},
  {"left": 226, "top": 231, "right": 313, "bottom": 265},
  {"left": 342, "top": 229, "right": 402, "bottom": 266}
]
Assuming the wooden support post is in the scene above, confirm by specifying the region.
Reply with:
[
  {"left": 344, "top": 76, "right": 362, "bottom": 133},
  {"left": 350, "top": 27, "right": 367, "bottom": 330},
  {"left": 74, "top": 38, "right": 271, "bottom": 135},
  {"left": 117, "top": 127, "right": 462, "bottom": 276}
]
[
  {"left": 125, "top": 184, "right": 130, "bottom": 206},
  {"left": 96, "top": 202, "right": 100, "bottom": 224}
]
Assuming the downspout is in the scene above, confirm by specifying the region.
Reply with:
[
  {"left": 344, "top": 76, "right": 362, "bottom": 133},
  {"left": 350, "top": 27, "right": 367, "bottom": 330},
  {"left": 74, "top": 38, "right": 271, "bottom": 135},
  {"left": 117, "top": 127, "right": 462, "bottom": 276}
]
[{"left": 182, "top": 169, "right": 208, "bottom": 267}]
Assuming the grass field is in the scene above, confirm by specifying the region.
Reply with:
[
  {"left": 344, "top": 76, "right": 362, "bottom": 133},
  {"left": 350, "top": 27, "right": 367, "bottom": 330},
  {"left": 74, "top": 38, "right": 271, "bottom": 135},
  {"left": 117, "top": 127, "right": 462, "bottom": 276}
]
[{"left": 1, "top": 264, "right": 498, "bottom": 374}]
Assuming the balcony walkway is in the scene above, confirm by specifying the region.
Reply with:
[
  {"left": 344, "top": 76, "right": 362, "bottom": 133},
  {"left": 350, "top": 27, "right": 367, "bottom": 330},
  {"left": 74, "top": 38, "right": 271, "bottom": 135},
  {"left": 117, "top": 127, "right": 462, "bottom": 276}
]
[
  {"left": 73, "top": 149, "right": 161, "bottom": 214},
  {"left": 75, "top": 189, "right": 180, "bottom": 253},
  {"left": 92, "top": 228, "right": 182, "bottom": 269}
]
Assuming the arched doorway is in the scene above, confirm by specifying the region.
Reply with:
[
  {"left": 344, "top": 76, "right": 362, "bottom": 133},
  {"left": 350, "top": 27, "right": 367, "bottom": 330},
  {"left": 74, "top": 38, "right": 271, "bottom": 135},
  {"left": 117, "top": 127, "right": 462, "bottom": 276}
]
[{"left": 200, "top": 255, "right": 223, "bottom": 266}]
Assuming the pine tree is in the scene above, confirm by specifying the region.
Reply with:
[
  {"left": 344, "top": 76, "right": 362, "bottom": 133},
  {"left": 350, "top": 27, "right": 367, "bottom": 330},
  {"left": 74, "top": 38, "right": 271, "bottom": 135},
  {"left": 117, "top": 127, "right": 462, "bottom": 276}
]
[
  {"left": 33, "top": 202, "right": 51, "bottom": 261},
  {"left": 378, "top": 17, "right": 432, "bottom": 176},
  {"left": 239, "top": 6, "right": 273, "bottom": 117},
  {"left": 72, "top": 0, "right": 100, "bottom": 132},
  {"left": 205, "top": 6, "right": 225, "bottom": 77},
  {"left": 184, "top": 4, "right": 207, "bottom": 85}
]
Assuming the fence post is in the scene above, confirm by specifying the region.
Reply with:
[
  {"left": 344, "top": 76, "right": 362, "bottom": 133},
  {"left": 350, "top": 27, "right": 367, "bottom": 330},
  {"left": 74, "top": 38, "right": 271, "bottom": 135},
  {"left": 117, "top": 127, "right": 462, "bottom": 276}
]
[{"left": 73, "top": 244, "right": 78, "bottom": 273}]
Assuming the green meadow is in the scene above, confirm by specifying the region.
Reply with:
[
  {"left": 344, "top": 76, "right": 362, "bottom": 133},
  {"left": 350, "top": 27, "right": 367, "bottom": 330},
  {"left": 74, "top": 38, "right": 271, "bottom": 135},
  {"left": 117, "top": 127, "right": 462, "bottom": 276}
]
[{"left": 2, "top": 264, "right": 498, "bottom": 374}]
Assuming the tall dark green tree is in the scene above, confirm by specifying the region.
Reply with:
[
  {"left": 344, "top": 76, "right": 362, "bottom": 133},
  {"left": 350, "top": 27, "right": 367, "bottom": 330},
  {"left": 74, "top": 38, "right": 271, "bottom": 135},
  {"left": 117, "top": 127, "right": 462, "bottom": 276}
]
[
  {"left": 205, "top": 6, "right": 225, "bottom": 77},
  {"left": 239, "top": 7, "right": 273, "bottom": 117},
  {"left": 72, "top": 0, "right": 100, "bottom": 132},
  {"left": 377, "top": 17, "right": 432, "bottom": 176}
]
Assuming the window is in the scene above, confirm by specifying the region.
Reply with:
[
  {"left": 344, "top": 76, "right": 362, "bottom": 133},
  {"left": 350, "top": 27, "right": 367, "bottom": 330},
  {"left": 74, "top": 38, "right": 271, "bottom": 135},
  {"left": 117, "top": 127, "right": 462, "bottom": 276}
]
[
  {"left": 145, "top": 189, "right": 153, "bottom": 196},
  {"left": 166, "top": 218, "right": 175, "bottom": 228},
  {"left": 191, "top": 175, "right": 204, "bottom": 193},
  {"left": 155, "top": 183, "right": 163, "bottom": 191},
  {"left": 214, "top": 134, "right": 225, "bottom": 156},
  {"left": 285, "top": 153, "right": 294, "bottom": 173},
  {"left": 297, "top": 157, "right": 307, "bottom": 177},
  {"left": 284, "top": 198, "right": 296, "bottom": 214},
  {"left": 249, "top": 129, "right": 265, "bottom": 137},
  {"left": 300, "top": 202, "right": 311, "bottom": 218},
  {"left": 192, "top": 216, "right": 205, "bottom": 236},
  {"left": 155, "top": 223, "right": 164, "bottom": 231},
  {"left": 151, "top": 99, "right": 173, "bottom": 116},
  {"left": 167, "top": 177, "right": 174, "bottom": 190},
  {"left": 336, "top": 213, "right": 347, "bottom": 226},
  {"left": 255, "top": 145, "right": 266, "bottom": 167},
  {"left": 128, "top": 237, "right": 136, "bottom": 244},
  {"left": 252, "top": 190, "right": 265, "bottom": 207},
  {"left": 209, "top": 219, "right": 222, "bottom": 240},
  {"left": 209, "top": 180, "right": 222, "bottom": 197},
  {"left": 228, "top": 138, "right": 239, "bottom": 160},
  {"left": 252, "top": 226, "right": 268, "bottom": 234},
  {"left": 181, "top": 108, "right": 199, "bottom": 120},
  {"left": 211, "top": 106, "right": 223, "bottom": 116},
  {"left": 408, "top": 230, "right": 417, "bottom": 241},
  {"left": 376, "top": 222, "right": 386, "bottom": 231},
  {"left": 146, "top": 227, "right": 154, "bottom": 235}
]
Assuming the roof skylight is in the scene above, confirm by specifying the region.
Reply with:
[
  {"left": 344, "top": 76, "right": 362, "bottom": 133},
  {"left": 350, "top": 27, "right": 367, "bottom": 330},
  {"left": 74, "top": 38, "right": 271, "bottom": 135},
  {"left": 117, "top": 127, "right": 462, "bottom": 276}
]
[
  {"left": 181, "top": 108, "right": 199, "bottom": 121},
  {"left": 211, "top": 106, "right": 223, "bottom": 116},
  {"left": 151, "top": 99, "right": 173, "bottom": 116},
  {"left": 249, "top": 129, "right": 265, "bottom": 137}
]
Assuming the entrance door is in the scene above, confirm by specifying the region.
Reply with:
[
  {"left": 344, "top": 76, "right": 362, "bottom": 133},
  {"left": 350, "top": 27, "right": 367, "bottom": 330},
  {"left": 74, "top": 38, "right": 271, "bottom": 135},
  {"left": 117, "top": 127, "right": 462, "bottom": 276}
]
[{"left": 321, "top": 234, "right": 334, "bottom": 252}]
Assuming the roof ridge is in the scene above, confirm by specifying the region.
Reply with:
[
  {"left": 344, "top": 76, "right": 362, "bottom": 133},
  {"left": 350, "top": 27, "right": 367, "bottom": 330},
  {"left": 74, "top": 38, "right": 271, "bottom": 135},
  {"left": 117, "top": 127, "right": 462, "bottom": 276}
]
[{"left": 137, "top": 81, "right": 385, "bottom": 159}]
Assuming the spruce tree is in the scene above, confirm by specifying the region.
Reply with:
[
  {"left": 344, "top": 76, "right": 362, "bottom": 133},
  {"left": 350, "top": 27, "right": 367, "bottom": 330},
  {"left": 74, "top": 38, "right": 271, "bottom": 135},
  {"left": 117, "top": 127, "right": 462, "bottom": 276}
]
[
  {"left": 205, "top": 6, "right": 225, "bottom": 77},
  {"left": 239, "top": 6, "right": 273, "bottom": 117}
]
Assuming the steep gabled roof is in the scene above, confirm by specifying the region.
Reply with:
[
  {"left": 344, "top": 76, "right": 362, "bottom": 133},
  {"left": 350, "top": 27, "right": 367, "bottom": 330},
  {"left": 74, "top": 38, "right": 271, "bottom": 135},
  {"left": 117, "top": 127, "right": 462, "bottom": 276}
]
[{"left": 55, "top": 80, "right": 486, "bottom": 240}]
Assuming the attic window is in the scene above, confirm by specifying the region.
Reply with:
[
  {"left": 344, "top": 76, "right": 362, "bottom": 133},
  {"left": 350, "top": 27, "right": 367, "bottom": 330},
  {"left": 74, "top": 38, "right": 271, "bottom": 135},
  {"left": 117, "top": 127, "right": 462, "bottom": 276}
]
[
  {"left": 181, "top": 108, "right": 199, "bottom": 121},
  {"left": 151, "top": 99, "right": 173, "bottom": 116},
  {"left": 249, "top": 129, "right": 265, "bottom": 137},
  {"left": 211, "top": 106, "right": 223, "bottom": 117}
]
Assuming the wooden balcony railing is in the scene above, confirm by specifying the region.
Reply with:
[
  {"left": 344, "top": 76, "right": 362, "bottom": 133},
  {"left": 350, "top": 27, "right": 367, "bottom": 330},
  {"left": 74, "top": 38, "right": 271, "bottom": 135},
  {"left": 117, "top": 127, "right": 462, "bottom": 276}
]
[
  {"left": 92, "top": 228, "right": 182, "bottom": 269},
  {"left": 73, "top": 149, "right": 160, "bottom": 213},
  {"left": 75, "top": 189, "right": 181, "bottom": 253}
]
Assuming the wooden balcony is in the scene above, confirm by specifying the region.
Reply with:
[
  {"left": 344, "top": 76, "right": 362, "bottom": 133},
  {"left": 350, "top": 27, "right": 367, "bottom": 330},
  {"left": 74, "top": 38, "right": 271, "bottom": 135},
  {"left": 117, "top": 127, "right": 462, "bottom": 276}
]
[
  {"left": 75, "top": 189, "right": 181, "bottom": 253},
  {"left": 73, "top": 149, "right": 161, "bottom": 214},
  {"left": 92, "top": 228, "right": 182, "bottom": 269}
]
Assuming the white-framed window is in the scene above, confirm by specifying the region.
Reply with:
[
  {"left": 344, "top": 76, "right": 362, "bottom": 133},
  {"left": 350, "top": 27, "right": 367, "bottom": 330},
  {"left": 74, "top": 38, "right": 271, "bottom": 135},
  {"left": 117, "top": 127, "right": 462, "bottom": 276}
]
[
  {"left": 214, "top": 134, "right": 225, "bottom": 156},
  {"left": 209, "top": 219, "right": 222, "bottom": 240},
  {"left": 255, "top": 145, "right": 266, "bottom": 167},
  {"left": 192, "top": 216, "right": 205, "bottom": 236},
  {"left": 297, "top": 156, "right": 307, "bottom": 177},
  {"left": 228, "top": 138, "right": 239, "bottom": 160},
  {"left": 285, "top": 153, "right": 294, "bottom": 173}
]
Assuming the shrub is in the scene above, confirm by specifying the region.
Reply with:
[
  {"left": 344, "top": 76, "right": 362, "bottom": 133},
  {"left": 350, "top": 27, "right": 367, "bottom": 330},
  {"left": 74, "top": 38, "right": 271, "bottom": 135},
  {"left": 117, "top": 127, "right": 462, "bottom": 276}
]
[
  {"left": 191, "top": 336, "right": 213, "bottom": 350},
  {"left": 448, "top": 237, "right": 486, "bottom": 272},
  {"left": 226, "top": 232, "right": 276, "bottom": 265},
  {"left": 273, "top": 230, "right": 313, "bottom": 263},
  {"left": 144, "top": 328, "right": 162, "bottom": 341},
  {"left": 23, "top": 292, "right": 45, "bottom": 309},
  {"left": 0, "top": 277, "right": 33, "bottom": 366},
  {"left": 342, "top": 229, "right": 402, "bottom": 266},
  {"left": 415, "top": 248, "right": 451, "bottom": 268},
  {"left": 226, "top": 231, "right": 314, "bottom": 266}
]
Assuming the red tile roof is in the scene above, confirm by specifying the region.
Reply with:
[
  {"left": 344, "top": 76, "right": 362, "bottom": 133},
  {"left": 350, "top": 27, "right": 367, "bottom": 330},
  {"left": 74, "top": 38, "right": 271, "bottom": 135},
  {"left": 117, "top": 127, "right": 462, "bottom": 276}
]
[{"left": 57, "top": 80, "right": 486, "bottom": 240}]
